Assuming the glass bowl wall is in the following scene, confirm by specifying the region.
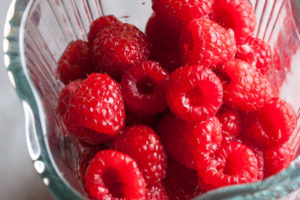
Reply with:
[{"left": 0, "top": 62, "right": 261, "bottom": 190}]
[{"left": 3, "top": 0, "right": 300, "bottom": 199}]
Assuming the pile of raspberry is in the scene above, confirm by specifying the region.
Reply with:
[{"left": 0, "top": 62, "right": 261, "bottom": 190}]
[{"left": 56, "top": 0, "right": 298, "bottom": 199}]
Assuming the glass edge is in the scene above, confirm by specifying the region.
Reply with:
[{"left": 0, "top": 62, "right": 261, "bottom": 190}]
[{"left": 2, "top": 0, "right": 300, "bottom": 200}]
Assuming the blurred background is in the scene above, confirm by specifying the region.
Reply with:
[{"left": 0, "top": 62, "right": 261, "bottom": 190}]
[{"left": 0, "top": 1, "right": 53, "bottom": 199}]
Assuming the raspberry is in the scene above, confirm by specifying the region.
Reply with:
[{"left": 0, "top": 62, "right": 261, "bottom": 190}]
[
  {"left": 236, "top": 43, "right": 256, "bottom": 67},
  {"left": 57, "top": 40, "right": 93, "bottom": 84},
  {"left": 151, "top": 49, "right": 182, "bottom": 73},
  {"left": 111, "top": 125, "right": 167, "bottom": 185},
  {"left": 146, "top": 183, "right": 169, "bottom": 200},
  {"left": 244, "top": 98, "right": 297, "bottom": 148},
  {"left": 218, "top": 59, "right": 273, "bottom": 111},
  {"left": 85, "top": 150, "right": 146, "bottom": 199},
  {"left": 166, "top": 65, "right": 223, "bottom": 122},
  {"left": 212, "top": 0, "right": 256, "bottom": 42},
  {"left": 157, "top": 114, "right": 220, "bottom": 169},
  {"left": 121, "top": 61, "right": 169, "bottom": 116},
  {"left": 58, "top": 80, "right": 82, "bottom": 116},
  {"left": 87, "top": 15, "right": 121, "bottom": 45},
  {"left": 63, "top": 73, "right": 125, "bottom": 144},
  {"left": 93, "top": 23, "right": 151, "bottom": 80},
  {"left": 264, "top": 143, "right": 294, "bottom": 178},
  {"left": 163, "top": 159, "right": 201, "bottom": 200},
  {"left": 152, "top": 0, "right": 214, "bottom": 31},
  {"left": 217, "top": 106, "right": 241, "bottom": 142},
  {"left": 198, "top": 141, "right": 258, "bottom": 190},
  {"left": 146, "top": 14, "right": 180, "bottom": 51},
  {"left": 179, "top": 18, "right": 236, "bottom": 68},
  {"left": 238, "top": 137, "right": 264, "bottom": 180}
]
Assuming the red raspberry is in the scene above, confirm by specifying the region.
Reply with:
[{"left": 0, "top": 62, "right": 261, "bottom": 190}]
[
  {"left": 212, "top": 0, "right": 256, "bottom": 42},
  {"left": 152, "top": 0, "right": 214, "bottom": 31},
  {"left": 111, "top": 125, "right": 167, "bottom": 185},
  {"left": 179, "top": 18, "right": 236, "bottom": 68},
  {"left": 58, "top": 80, "right": 82, "bottom": 117},
  {"left": 163, "top": 159, "right": 202, "bottom": 200},
  {"left": 236, "top": 43, "right": 256, "bottom": 67},
  {"left": 87, "top": 15, "right": 121, "bottom": 45},
  {"left": 93, "top": 23, "right": 151, "bottom": 80},
  {"left": 166, "top": 65, "right": 223, "bottom": 122},
  {"left": 218, "top": 59, "right": 273, "bottom": 111},
  {"left": 146, "top": 14, "right": 180, "bottom": 51},
  {"left": 121, "top": 61, "right": 169, "bottom": 116},
  {"left": 198, "top": 141, "right": 258, "bottom": 190},
  {"left": 217, "top": 106, "right": 241, "bottom": 142},
  {"left": 56, "top": 40, "right": 93, "bottom": 84},
  {"left": 244, "top": 98, "right": 297, "bottom": 148},
  {"left": 64, "top": 73, "right": 125, "bottom": 144},
  {"left": 157, "top": 114, "right": 221, "bottom": 169},
  {"left": 264, "top": 143, "right": 294, "bottom": 178},
  {"left": 85, "top": 150, "right": 146, "bottom": 199},
  {"left": 238, "top": 137, "right": 264, "bottom": 180},
  {"left": 146, "top": 183, "right": 169, "bottom": 200}
]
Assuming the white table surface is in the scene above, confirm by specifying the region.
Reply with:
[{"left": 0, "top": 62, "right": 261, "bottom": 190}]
[{"left": 0, "top": 0, "right": 53, "bottom": 199}]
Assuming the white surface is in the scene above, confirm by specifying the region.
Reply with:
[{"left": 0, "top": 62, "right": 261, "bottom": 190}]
[{"left": 0, "top": 0, "right": 53, "bottom": 199}]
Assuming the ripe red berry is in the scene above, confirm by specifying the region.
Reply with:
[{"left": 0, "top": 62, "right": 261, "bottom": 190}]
[
  {"left": 244, "top": 98, "right": 297, "bottom": 148},
  {"left": 121, "top": 61, "right": 169, "bottom": 116},
  {"left": 152, "top": 0, "right": 214, "bottom": 31},
  {"left": 264, "top": 143, "right": 294, "bottom": 178},
  {"left": 63, "top": 73, "right": 125, "bottom": 144},
  {"left": 146, "top": 14, "right": 180, "bottom": 51},
  {"left": 218, "top": 59, "right": 274, "bottom": 111},
  {"left": 87, "top": 15, "right": 121, "bottom": 45},
  {"left": 146, "top": 183, "right": 169, "bottom": 200},
  {"left": 236, "top": 43, "right": 257, "bottom": 67},
  {"left": 166, "top": 65, "right": 223, "bottom": 122},
  {"left": 58, "top": 80, "right": 82, "bottom": 116},
  {"left": 198, "top": 141, "right": 258, "bottom": 190},
  {"left": 93, "top": 23, "right": 151, "bottom": 79},
  {"left": 248, "top": 37, "right": 272, "bottom": 74},
  {"left": 217, "top": 106, "right": 241, "bottom": 142},
  {"left": 85, "top": 150, "right": 146, "bottom": 199},
  {"left": 163, "top": 159, "right": 202, "bottom": 200},
  {"left": 157, "top": 114, "right": 220, "bottom": 169},
  {"left": 111, "top": 125, "right": 167, "bottom": 185},
  {"left": 179, "top": 18, "right": 236, "bottom": 68},
  {"left": 212, "top": 0, "right": 256, "bottom": 42},
  {"left": 57, "top": 40, "right": 93, "bottom": 84}
]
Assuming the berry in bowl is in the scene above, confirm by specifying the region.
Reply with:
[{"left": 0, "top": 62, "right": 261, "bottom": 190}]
[{"left": 3, "top": 0, "right": 300, "bottom": 199}]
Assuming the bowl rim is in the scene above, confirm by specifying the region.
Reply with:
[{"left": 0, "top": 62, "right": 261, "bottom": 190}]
[{"left": 3, "top": 0, "right": 300, "bottom": 199}]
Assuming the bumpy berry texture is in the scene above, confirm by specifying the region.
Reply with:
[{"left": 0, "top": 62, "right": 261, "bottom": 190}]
[
  {"left": 146, "top": 183, "right": 169, "bottom": 200},
  {"left": 245, "top": 37, "right": 272, "bottom": 74},
  {"left": 217, "top": 106, "right": 241, "bottom": 142},
  {"left": 87, "top": 15, "right": 121, "bottom": 45},
  {"left": 157, "top": 114, "right": 222, "bottom": 169},
  {"left": 93, "top": 23, "right": 151, "bottom": 79},
  {"left": 57, "top": 40, "right": 93, "bottom": 84},
  {"left": 85, "top": 150, "right": 146, "bottom": 199},
  {"left": 218, "top": 59, "right": 273, "bottom": 111},
  {"left": 236, "top": 43, "right": 256, "bottom": 67},
  {"left": 163, "top": 159, "right": 201, "bottom": 200},
  {"left": 111, "top": 125, "right": 167, "bottom": 185},
  {"left": 152, "top": 0, "right": 214, "bottom": 31},
  {"left": 212, "top": 0, "right": 256, "bottom": 42},
  {"left": 244, "top": 98, "right": 297, "bottom": 148},
  {"left": 264, "top": 143, "right": 294, "bottom": 178},
  {"left": 58, "top": 80, "right": 82, "bottom": 116},
  {"left": 63, "top": 73, "right": 125, "bottom": 144},
  {"left": 146, "top": 14, "right": 180, "bottom": 51},
  {"left": 179, "top": 18, "right": 236, "bottom": 68},
  {"left": 198, "top": 141, "right": 258, "bottom": 190},
  {"left": 166, "top": 65, "right": 223, "bottom": 122},
  {"left": 121, "top": 61, "right": 169, "bottom": 116}
]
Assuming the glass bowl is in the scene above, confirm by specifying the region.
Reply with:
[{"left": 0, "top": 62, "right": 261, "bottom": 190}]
[{"left": 3, "top": 0, "right": 300, "bottom": 199}]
